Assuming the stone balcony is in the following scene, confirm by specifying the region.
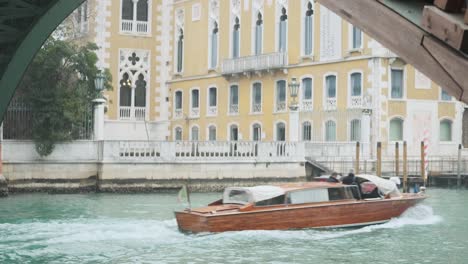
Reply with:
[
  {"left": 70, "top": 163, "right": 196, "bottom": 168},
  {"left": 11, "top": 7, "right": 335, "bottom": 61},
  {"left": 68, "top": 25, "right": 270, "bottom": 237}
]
[{"left": 222, "top": 52, "right": 287, "bottom": 76}]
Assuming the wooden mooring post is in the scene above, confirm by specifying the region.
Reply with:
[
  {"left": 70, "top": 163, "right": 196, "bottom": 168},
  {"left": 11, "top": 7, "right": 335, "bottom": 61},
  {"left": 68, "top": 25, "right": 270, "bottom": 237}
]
[
  {"left": 355, "top": 142, "right": 360, "bottom": 174},
  {"left": 458, "top": 144, "right": 462, "bottom": 188},
  {"left": 377, "top": 142, "right": 382, "bottom": 177},
  {"left": 395, "top": 142, "right": 399, "bottom": 177},
  {"left": 403, "top": 141, "right": 408, "bottom": 193},
  {"left": 421, "top": 141, "right": 426, "bottom": 186}
]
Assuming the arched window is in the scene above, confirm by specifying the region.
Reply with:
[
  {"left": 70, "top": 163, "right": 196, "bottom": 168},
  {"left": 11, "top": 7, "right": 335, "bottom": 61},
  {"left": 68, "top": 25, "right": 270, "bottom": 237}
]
[
  {"left": 276, "top": 122, "right": 286, "bottom": 141},
  {"left": 302, "top": 77, "right": 313, "bottom": 111},
  {"left": 255, "top": 12, "right": 263, "bottom": 55},
  {"left": 232, "top": 17, "right": 240, "bottom": 58},
  {"left": 230, "top": 124, "right": 239, "bottom": 141},
  {"left": 440, "top": 119, "right": 452, "bottom": 142},
  {"left": 229, "top": 85, "right": 239, "bottom": 114},
  {"left": 389, "top": 118, "right": 404, "bottom": 141},
  {"left": 209, "top": 87, "right": 217, "bottom": 107},
  {"left": 350, "top": 72, "right": 362, "bottom": 97},
  {"left": 210, "top": 21, "right": 218, "bottom": 68},
  {"left": 252, "top": 83, "right": 262, "bottom": 113},
  {"left": 350, "top": 119, "right": 361, "bottom": 142},
  {"left": 122, "top": 0, "right": 134, "bottom": 20},
  {"left": 278, "top": 7, "right": 288, "bottom": 52},
  {"left": 119, "top": 72, "right": 132, "bottom": 107},
  {"left": 304, "top": 1, "right": 314, "bottom": 55},
  {"left": 191, "top": 89, "right": 199, "bottom": 108},
  {"left": 351, "top": 26, "right": 362, "bottom": 49},
  {"left": 391, "top": 69, "right": 404, "bottom": 99},
  {"left": 191, "top": 126, "right": 199, "bottom": 141},
  {"left": 252, "top": 123, "right": 262, "bottom": 141},
  {"left": 136, "top": 0, "right": 149, "bottom": 22},
  {"left": 175, "top": 127, "right": 183, "bottom": 141},
  {"left": 326, "top": 75, "right": 337, "bottom": 98},
  {"left": 175, "top": 91, "right": 182, "bottom": 110},
  {"left": 325, "top": 120, "right": 336, "bottom": 141},
  {"left": 177, "top": 29, "right": 184, "bottom": 73},
  {"left": 302, "top": 121, "right": 312, "bottom": 141},
  {"left": 134, "top": 73, "right": 146, "bottom": 107},
  {"left": 121, "top": 0, "right": 150, "bottom": 34},
  {"left": 208, "top": 125, "right": 217, "bottom": 141},
  {"left": 276, "top": 80, "right": 287, "bottom": 112}
]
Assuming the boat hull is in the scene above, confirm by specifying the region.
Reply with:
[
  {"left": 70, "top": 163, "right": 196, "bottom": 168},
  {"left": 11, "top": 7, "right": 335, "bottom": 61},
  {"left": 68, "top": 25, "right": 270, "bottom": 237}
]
[{"left": 175, "top": 196, "right": 425, "bottom": 233}]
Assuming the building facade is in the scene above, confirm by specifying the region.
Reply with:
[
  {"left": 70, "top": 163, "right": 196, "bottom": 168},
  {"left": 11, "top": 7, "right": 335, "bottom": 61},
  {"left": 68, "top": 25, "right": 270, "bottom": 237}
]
[{"left": 66, "top": 0, "right": 467, "bottom": 157}]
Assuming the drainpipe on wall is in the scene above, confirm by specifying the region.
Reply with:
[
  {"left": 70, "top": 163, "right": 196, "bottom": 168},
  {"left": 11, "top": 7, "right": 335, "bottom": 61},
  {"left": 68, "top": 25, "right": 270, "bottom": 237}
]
[{"left": 0, "top": 123, "right": 8, "bottom": 197}]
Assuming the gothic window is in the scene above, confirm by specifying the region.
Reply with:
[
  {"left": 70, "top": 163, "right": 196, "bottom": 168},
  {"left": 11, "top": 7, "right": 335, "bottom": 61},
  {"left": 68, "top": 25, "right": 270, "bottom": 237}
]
[
  {"left": 255, "top": 12, "right": 263, "bottom": 55},
  {"left": 304, "top": 1, "right": 314, "bottom": 55},
  {"left": 232, "top": 17, "right": 240, "bottom": 58},
  {"left": 389, "top": 118, "right": 404, "bottom": 141},
  {"left": 325, "top": 120, "right": 336, "bottom": 141},
  {"left": 134, "top": 74, "right": 146, "bottom": 107},
  {"left": 119, "top": 73, "right": 132, "bottom": 107},
  {"left": 136, "top": 0, "right": 149, "bottom": 22},
  {"left": 350, "top": 72, "right": 362, "bottom": 97},
  {"left": 122, "top": 0, "right": 133, "bottom": 20},
  {"left": 121, "top": 0, "right": 150, "bottom": 34},
  {"left": 279, "top": 7, "right": 288, "bottom": 52},
  {"left": 302, "top": 121, "right": 312, "bottom": 141},
  {"left": 350, "top": 119, "right": 361, "bottom": 142}
]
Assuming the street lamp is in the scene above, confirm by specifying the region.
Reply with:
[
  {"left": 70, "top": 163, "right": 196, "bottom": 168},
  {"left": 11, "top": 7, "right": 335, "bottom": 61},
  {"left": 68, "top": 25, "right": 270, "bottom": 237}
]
[
  {"left": 288, "top": 77, "right": 300, "bottom": 111},
  {"left": 94, "top": 71, "right": 106, "bottom": 96}
]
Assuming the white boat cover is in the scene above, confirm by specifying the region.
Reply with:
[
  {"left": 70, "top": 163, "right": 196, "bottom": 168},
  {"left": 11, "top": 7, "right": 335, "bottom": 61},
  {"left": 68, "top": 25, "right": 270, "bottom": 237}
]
[
  {"left": 223, "top": 186, "right": 285, "bottom": 204},
  {"left": 356, "top": 174, "right": 402, "bottom": 198}
]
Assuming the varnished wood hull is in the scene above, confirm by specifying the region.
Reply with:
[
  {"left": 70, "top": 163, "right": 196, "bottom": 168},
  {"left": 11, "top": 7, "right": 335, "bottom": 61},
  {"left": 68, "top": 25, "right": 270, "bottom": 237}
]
[{"left": 175, "top": 196, "right": 426, "bottom": 233}]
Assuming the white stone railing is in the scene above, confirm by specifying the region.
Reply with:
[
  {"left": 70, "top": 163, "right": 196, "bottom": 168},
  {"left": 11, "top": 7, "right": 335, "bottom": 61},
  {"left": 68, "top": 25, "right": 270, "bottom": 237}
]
[
  {"left": 229, "top": 104, "right": 239, "bottom": 115},
  {"left": 305, "top": 142, "right": 371, "bottom": 159},
  {"left": 350, "top": 96, "right": 362, "bottom": 108},
  {"left": 301, "top": 100, "right": 313, "bottom": 111},
  {"left": 207, "top": 106, "right": 217, "bottom": 116},
  {"left": 120, "top": 19, "right": 150, "bottom": 35},
  {"left": 324, "top": 98, "right": 337, "bottom": 111},
  {"left": 190, "top": 108, "right": 200, "bottom": 118},
  {"left": 222, "top": 52, "right": 287, "bottom": 75},
  {"left": 119, "top": 107, "right": 146, "bottom": 120}
]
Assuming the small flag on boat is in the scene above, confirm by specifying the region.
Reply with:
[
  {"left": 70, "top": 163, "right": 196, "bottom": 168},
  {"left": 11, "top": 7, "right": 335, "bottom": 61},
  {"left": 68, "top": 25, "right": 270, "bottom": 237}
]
[{"left": 177, "top": 185, "right": 191, "bottom": 208}]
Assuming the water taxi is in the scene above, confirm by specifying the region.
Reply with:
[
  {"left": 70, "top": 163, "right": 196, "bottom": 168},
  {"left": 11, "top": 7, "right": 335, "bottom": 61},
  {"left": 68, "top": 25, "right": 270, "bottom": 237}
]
[{"left": 175, "top": 175, "right": 427, "bottom": 233}]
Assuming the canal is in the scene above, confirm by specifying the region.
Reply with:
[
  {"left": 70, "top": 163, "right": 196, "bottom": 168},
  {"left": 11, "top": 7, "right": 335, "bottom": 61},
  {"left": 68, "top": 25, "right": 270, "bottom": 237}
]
[{"left": 0, "top": 188, "right": 466, "bottom": 263}]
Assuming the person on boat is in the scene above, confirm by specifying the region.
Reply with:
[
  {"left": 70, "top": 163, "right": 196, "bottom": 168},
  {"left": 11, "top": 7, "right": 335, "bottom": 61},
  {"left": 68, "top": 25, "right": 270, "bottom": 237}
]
[
  {"left": 342, "top": 171, "right": 362, "bottom": 199},
  {"left": 327, "top": 172, "right": 340, "bottom": 183}
]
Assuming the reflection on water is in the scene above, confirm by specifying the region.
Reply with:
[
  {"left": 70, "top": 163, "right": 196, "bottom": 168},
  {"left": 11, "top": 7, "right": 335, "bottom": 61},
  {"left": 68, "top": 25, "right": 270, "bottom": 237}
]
[{"left": 0, "top": 189, "right": 465, "bottom": 263}]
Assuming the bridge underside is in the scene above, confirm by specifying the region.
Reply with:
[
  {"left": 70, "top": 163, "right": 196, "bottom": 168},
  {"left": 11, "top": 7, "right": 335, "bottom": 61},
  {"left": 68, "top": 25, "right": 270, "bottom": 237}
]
[
  {"left": 0, "top": 0, "right": 85, "bottom": 122},
  {"left": 317, "top": 0, "right": 468, "bottom": 104},
  {"left": 0, "top": 0, "right": 467, "bottom": 122}
]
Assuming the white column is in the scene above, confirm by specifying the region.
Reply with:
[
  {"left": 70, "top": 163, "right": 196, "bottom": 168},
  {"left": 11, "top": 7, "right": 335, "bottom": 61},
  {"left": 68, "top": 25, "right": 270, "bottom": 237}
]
[
  {"left": 93, "top": 99, "right": 106, "bottom": 141},
  {"left": 289, "top": 109, "right": 300, "bottom": 141},
  {"left": 361, "top": 112, "right": 371, "bottom": 156},
  {"left": 132, "top": 0, "right": 138, "bottom": 32}
]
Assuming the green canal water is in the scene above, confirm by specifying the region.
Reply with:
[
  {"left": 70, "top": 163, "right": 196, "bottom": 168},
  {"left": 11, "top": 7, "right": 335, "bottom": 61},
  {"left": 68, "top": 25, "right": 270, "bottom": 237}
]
[{"left": 0, "top": 188, "right": 466, "bottom": 264}]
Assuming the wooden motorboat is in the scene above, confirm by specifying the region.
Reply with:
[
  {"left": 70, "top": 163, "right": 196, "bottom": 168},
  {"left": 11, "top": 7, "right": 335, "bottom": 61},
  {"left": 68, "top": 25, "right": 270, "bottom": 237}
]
[{"left": 175, "top": 175, "right": 427, "bottom": 233}]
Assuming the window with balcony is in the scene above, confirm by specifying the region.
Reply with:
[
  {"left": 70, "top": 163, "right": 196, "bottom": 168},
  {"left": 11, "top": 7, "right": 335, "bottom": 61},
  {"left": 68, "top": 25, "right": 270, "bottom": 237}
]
[
  {"left": 350, "top": 72, "right": 362, "bottom": 108},
  {"left": 325, "top": 120, "right": 336, "bottom": 141},
  {"left": 389, "top": 118, "right": 404, "bottom": 141},
  {"left": 302, "top": 121, "right": 312, "bottom": 141},
  {"left": 232, "top": 17, "right": 240, "bottom": 58},
  {"left": 276, "top": 122, "right": 286, "bottom": 141},
  {"left": 440, "top": 119, "right": 452, "bottom": 142},
  {"left": 276, "top": 80, "right": 287, "bottom": 112},
  {"left": 325, "top": 75, "right": 337, "bottom": 110},
  {"left": 210, "top": 21, "right": 219, "bottom": 69},
  {"left": 304, "top": 1, "right": 314, "bottom": 56},
  {"left": 391, "top": 69, "right": 404, "bottom": 99},
  {"left": 254, "top": 12, "right": 263, "bottom": 55},
  {"left": 208, "top": 87, "right": 217, "bottom": 116},
  {"left": 174, "top": 91, "right": 183, "bottom": 119},
  {"left": 252, "top": 83, "right": 262, "bottom": 113},
  {"left": 121, "top": 0, "right": 150, "bottom": 34},
  {"left": 351, "top": 26, "right": 362, "bottom": 50},
  {"left": 208, "top": 125, "right": 217, "bottom": 141},
  {"left": 119, "top": 72, "right": 147, "bottom": 120},
  {"left": 302, "top": 77, "right": 313, "bottom": 111},
  {"left": 350, "top": 119, "right": 361, "bottom": 142},
  {"left": 191, "top": 89, "right": 200, "bottom": 117},
  {"left": 175, "top": 127, "right": 183, "bottom": 141},
  {"left": 191, "top": 126, "right": 199, "bottom": 141},
  {"left": 278, "top": 7, "right": 288, "bottom": 52},
  {"left": 229, "top": 85, "right": 239, "bottom": 114},
  {"left": 176, "top": 29, "right": 184, "bottom": 73},
  {"left": 252, "top": 123, "right": 262, "bottom": 141},
  {"left": 230, "top": 124, "right": 239, "bottom": 141},
  {"left": 441, "top": 89, "right": 452, "bottom": 101}
]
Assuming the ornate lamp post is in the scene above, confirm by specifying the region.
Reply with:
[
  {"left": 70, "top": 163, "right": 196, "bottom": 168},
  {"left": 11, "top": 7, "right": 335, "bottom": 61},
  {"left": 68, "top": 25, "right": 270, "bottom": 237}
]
[
  {"left": 92, "top": 71, "right": 107, "bottom": 141},
  {"left": 288, "top": 77, "right": 300, "bottom": 141}
]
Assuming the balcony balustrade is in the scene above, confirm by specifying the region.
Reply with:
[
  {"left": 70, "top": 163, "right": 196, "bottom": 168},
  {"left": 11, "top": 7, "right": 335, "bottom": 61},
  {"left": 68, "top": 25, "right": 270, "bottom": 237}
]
[
  {"left": 324, "top": 98, "right": 337, "bottom": 111},
  {"left": 229, "top": 104, "right": 239, "bottom": 115},
  {"left": 222, "top": 52, "right": 287, "bottom": 75},
  {"left": 275, "top": 101, "right": 287, "bottom": 112},
  {"left": 119, "top": 106, "right": 147, "bottom": 121},
  {"left": 190, "top": 108, "right": 200, "bottom": 118},
  {"left": 120, "top": 19, "right": 150, "bottom": 35},
  {"left": 350, "top": 96, "right": 363, "bottom": 108},
  {"left": 252, "top": 103, "right": 262, "bottom": 113},
  {"left": 302, "top": 100, "right": 313, "bottom": 111},
  {"left": 207, "top": 106, "right": 217, "bottom": 116}
]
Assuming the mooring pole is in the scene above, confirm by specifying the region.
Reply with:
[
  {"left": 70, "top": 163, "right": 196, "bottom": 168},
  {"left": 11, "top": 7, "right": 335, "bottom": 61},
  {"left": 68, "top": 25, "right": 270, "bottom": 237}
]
[
  {"left": 403, "top": 141, "right": 408, "bottom": 193},
  {"left": 377, "top": 142, "right": 382, "bottom": 177},
  {"left": 421, "top": 141, "right": 426, "bottom": 186},
  {"left": 395, "top": 142, "right": 399, "bottom": 177},
  {"left": 355, "top": 141, "right": 360, "bottom": 174},
  {"left": 458, "top": 144, "right": 461, "bottom": 188}
]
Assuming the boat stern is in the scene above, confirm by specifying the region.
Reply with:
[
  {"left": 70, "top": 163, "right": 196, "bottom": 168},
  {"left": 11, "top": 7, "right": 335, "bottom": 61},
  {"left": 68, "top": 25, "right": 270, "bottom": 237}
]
[{"left": 174, "top": 210, "right": 210, "bottom": 233}]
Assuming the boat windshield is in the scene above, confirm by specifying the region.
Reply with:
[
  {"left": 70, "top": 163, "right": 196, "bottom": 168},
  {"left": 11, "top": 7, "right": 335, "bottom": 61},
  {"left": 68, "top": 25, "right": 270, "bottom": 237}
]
[
  {"left": 226, "top": 189, "right": 250, "bottom": 204},
  {"left": 287, "top": 186, "right": 357, "bottom": 204}
]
